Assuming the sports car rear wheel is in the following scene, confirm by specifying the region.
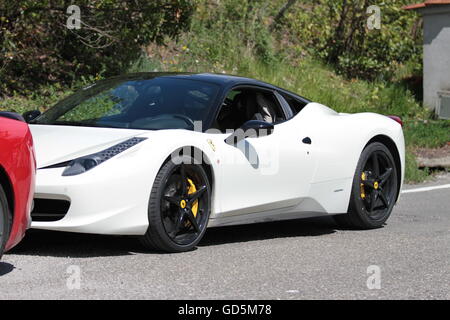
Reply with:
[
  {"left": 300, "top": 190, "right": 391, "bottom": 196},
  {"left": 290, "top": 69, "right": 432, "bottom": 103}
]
[
  {"left": 140, "top": 155, "right": 211, "bottom": 252},
  {"left": 0, "top": 184, "right": 12, "bottom": 260},
  {"left": 334, "top": 142, "right": 398, "bottom": 229}
]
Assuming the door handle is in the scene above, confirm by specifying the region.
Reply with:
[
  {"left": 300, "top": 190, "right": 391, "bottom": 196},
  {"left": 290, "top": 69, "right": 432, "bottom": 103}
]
[{"left": 302, "top": 137, "right": 312, "bottom": 144}]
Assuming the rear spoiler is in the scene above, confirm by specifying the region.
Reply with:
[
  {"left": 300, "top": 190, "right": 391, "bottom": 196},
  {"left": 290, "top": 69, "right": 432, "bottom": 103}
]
[{"left": 387, "top": 115, "right": 403, "bottom": 127}]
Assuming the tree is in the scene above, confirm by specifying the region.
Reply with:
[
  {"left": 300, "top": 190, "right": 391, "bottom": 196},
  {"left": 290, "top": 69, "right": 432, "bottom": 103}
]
[
  {"left": 0, "top": 0, "right": 195, "bottom": 96},
  {"left": 271, "top": 0, "right": 297, "bottom": 30}
]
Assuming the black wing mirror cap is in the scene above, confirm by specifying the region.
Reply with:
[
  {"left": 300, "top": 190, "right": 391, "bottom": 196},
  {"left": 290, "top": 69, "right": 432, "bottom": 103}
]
[
  {"left": 0, "top": 111, "right": 26, "bottom": 122},
  {"left": 225, "top": 120, "right": 274, "bottom": 144},
  {"left": 22, "top": 110, "right": 41, "bottom": 123}
]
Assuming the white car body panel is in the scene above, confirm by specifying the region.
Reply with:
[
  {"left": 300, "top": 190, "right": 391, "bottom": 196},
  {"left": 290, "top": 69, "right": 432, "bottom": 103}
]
[{"left": 30, "top": 102, "right": 405, "bottom": 235}]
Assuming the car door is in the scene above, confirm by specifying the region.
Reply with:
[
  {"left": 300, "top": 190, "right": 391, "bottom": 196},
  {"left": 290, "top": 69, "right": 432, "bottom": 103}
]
[{"left": 208, "top": 86, "right": 316, "bottom": 218}]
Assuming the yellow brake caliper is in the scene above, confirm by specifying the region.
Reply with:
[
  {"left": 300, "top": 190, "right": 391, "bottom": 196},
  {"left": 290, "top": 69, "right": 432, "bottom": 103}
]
[
  {"left": 187, "top": 178, "right": 199, "bottom": 217},
  {"left": 360, "top": 172, "right": 366, "bottom": 199}
]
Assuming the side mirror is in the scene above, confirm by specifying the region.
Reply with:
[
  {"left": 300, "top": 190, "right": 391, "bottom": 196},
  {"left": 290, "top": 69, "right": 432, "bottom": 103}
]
[
  {"left": 225, "top": 120, "right": 274, "bottom": 144},
  {"left": 22, "top": 110, "right": 41, "bottom": 123},
  {"left": 0, "top": 111, "right": 25, "bottom": 122}
]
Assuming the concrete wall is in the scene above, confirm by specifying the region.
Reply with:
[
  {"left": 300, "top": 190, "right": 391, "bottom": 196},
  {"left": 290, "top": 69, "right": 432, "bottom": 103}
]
[{"left": 419, "top": 5, "right": 450, "bottom": 111}]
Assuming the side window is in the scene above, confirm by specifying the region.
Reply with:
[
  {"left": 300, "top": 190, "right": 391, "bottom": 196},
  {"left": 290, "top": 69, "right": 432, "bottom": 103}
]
[
  {"left": 256, "top": 91, "right": 286, "bottom": 123},
  {"left": 280, "top": 92, "right": 307, "bottom": 115},
  {"left": 213, "top": 90, "right": 242, "bottom": 132},
  {"left": 214, "top": 88, "right": 286, "bottom": 133}
]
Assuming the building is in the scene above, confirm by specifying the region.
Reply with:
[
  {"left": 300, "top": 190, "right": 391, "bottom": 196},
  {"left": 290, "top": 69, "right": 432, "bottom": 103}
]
[{"left": 404, "top": 0, "right": 450, "bottom": 119}]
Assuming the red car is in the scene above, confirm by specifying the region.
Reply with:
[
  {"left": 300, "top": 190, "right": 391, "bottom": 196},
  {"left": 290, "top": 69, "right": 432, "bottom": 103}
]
[{"left": 0, "top": 113, "right": 36, "bottom": 258}]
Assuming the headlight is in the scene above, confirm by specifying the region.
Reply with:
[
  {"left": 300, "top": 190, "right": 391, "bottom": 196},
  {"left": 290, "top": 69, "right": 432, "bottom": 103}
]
[{"left": 62, "top": 137, "right": 147, "bottom": 176}]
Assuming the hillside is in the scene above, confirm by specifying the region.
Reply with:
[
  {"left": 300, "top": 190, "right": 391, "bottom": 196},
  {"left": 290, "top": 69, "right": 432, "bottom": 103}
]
[{"left": 1, "top": 0, "right": 449, "bottom": 182}]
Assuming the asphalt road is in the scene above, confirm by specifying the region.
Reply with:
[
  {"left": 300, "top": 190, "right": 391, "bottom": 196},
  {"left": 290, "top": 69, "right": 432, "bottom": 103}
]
[{"left": 1, "top": 174, "right": 449, "bottom": 300}]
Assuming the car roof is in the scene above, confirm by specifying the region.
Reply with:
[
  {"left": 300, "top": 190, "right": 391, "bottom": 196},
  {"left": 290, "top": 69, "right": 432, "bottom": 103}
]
[
  {"left": 103, "top": 72, "right": 275, "bottom": 87},
  {"left": 168, "top": 73, "right": 276, "bottom": 87},
  {"left": 89, "top": 72, "right": 311, "bottom": 104}
]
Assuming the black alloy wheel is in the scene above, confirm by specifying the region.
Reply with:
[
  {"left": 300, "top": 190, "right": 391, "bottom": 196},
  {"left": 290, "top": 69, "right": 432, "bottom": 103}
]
[
  {"left": 141, "top": 155, "right": 211, "bottom": 252},
  {"left": 334, "top": 142, "right": 398, "bottom": 229}
]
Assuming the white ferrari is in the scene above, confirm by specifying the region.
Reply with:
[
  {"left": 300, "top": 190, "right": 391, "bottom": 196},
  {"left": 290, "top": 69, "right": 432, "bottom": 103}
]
[{"left": 25, "top": 73, "right": 405, "bottom": 252}]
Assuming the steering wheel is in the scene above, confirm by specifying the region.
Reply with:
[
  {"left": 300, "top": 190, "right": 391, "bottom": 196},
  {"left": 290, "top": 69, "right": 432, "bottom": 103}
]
[{"left": 172, "top": 114, "right": 195, "bottom": 129}]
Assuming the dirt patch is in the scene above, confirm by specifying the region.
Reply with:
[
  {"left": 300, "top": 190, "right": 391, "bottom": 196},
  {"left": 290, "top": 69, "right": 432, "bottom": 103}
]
[{"left": 413, "top": 143, "right": 450, "bottom": 168}]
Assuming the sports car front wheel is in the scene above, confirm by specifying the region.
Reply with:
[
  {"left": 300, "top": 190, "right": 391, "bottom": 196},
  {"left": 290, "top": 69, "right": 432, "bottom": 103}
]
[
  {"left": 140, "top": 155, "right": 211, "bottom": 252},
  {"left": 334, "top": 142, "right": 398, "bottom": 229}
]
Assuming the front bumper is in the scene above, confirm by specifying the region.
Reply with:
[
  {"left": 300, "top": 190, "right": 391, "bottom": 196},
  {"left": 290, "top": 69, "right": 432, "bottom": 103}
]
[{"left": 31, "top": 154, "right": 158, "bottom": 235}]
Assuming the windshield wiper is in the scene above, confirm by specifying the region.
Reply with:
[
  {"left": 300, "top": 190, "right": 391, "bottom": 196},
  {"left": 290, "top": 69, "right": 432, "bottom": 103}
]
[{"left": 52, "top": 121, "right": 127, "bottom": 129}]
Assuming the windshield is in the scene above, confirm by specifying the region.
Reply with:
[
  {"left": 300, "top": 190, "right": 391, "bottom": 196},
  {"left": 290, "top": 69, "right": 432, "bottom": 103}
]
[{"left": 33, "top": 76, "right": 220, "bottom": 131}]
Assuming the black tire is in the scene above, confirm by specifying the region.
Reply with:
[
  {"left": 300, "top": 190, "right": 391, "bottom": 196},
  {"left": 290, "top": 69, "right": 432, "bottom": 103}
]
[
  {"left": 140, "top": 155, "right": 211, "bottom": 252},
  {"left": 334, "top": 142, "right": 398, "bottom": 229},
  {"left": 0, "top": 184, "right": 12, "bottom": 260}
]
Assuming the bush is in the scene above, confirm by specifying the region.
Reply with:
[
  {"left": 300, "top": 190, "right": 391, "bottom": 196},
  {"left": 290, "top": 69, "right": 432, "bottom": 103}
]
[
  {"left": 280, "top": 0, "right": 422, "bottom": 80},
  {"left": 0, "top": 0, "right": 195, "bottom": 96},
  {"left": 179, "top": 0, "right": 277, "bottom": 70}
]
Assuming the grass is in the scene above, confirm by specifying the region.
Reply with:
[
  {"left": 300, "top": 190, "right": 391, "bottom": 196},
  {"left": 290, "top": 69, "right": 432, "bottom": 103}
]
[
  {"left": 405, "top": 150, "right": 430, "bottom": 183},
  {"left": 403, "top": 120, "right": 449, "bottom": 183},
  {"left": 0, "top": 79, "right": 91, "bottom": 115},
  {"left": 404, "top": 120, "right": 450, "bottom": 148}
]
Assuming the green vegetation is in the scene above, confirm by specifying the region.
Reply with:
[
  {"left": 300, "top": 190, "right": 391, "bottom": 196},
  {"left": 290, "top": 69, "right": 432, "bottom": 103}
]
[
  {"left": 1, "top": 0, "right": 448, "bottom": 183},
  {"left": 405, "top": 151, "right": 430, "bottom": 183},
  {"left": 0, "top": 1, "right": 194, "bottom": 95},
  {"left": 404, "top": 121, "right": 450, "bottom": 148},
  {"left": 283, "top": 0, "right": 422, "bottom": 80}
]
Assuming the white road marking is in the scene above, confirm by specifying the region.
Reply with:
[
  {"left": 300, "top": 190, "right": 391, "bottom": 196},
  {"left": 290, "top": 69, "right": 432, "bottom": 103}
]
[
  {"left": 286, "top": 290, "right": 300, "bottom": 293},
  {"left": 401, "top": 184, "right": 450, "bottom": 194}
]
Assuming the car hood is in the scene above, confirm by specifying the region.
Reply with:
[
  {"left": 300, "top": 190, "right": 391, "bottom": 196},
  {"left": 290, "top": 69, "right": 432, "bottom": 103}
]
[{"left": 29, "top": 125, "right": 149, "bottom": 168}]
